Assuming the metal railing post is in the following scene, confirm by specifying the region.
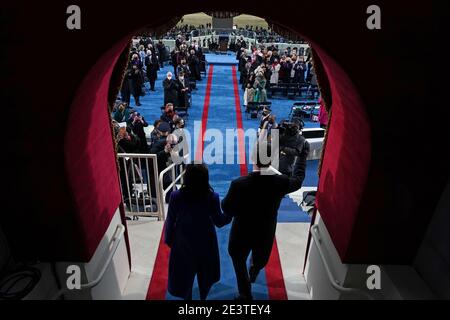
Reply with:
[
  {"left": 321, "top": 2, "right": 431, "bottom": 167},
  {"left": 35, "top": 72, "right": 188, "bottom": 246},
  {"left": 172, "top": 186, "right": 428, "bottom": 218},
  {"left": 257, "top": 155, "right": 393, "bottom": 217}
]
[
  {"left": 51, "top": 224, "right": 125, "bottom": 300},
  {"left": 310, "top": 224, "right": 374, "bottom": 300}
]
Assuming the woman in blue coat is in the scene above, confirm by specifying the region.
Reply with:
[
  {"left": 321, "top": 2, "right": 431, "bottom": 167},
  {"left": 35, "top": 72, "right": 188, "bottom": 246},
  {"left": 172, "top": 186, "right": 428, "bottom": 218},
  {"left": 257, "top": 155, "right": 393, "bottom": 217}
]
[{"left": 164, "top": 164, "right": 231, "bottom": 300}]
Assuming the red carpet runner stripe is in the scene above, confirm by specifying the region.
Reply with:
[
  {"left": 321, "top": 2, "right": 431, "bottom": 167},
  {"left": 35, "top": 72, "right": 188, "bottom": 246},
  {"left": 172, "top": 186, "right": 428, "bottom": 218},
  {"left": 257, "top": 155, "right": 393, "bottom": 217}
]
[
  {"left": 146, "top": 225, "right": 169, "bottom": 300},
  {"left": 146, "top": 65, "right": 214, "bottom": 300},
  {"left": 265, "top": 237, "right": 288, "bottom": 300},
  {"left": 231, "top": 65, "right": 288, "bottom": 300},
  {"left": 195, "top": 65, "right": 214, "bottom": 161},
  {"left": 231, "top": 66, "right": 248, "bottom": 176}
]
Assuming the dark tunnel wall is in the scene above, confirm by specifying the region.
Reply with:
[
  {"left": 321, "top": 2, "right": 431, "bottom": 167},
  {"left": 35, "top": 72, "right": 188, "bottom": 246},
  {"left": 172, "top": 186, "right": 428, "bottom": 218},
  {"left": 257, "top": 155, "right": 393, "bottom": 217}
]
[{"left": 1, "top": 1, "right": 446, "bottom": 264}]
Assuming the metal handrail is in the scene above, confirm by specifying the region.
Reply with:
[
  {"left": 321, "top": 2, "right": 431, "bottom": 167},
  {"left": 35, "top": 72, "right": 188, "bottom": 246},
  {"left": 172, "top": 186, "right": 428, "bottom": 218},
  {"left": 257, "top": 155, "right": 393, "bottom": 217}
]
[
  {"left": 158, "top": 154, "right": 190, "bottom": 220},
  {"left": 117, "top": 153, "right": 163, "bottom": 220},
  {"left": 310, "top": 224, "right": 374, "bottom": 300},
  {"left": 190, "top": 28, "right": 257, "bottom": 39},
  {"left": 51, "top": 224, "right": 125, "bottom": 300}
]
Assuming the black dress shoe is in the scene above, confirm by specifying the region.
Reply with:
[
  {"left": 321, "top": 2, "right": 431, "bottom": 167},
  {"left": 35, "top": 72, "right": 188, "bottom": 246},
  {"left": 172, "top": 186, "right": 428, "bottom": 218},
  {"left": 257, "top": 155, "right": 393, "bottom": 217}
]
[
  {"left": 136, "top": 102, "right": 142, "bottom": 106},
  {"left": 249, "top": 266, "right": 259, "bottom": 283}
]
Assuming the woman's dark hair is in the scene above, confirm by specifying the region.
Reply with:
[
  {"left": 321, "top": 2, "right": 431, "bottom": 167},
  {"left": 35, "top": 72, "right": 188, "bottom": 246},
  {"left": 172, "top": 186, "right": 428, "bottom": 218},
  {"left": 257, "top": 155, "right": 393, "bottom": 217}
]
[{"left": 181, "top": 163, "right": 213, "bottom": 197}]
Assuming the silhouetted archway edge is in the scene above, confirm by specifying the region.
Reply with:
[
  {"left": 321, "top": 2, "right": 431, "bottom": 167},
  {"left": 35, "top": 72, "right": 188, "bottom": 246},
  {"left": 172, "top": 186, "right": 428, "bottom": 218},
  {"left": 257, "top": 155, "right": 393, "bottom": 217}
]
[{"left": 64, "top": 13, "right": 371, "bottom": 264}]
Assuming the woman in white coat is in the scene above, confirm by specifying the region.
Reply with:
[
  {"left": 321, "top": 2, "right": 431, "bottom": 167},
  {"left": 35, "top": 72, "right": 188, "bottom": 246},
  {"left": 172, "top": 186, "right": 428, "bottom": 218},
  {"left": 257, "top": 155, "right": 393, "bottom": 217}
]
[{"left": 270, "top": 59, "right": 281, "bottom": 84}]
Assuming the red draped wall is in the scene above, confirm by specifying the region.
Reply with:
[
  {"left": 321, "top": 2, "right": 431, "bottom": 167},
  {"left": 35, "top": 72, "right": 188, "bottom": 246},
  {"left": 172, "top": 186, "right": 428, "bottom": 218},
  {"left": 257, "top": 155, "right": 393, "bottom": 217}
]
[
  {"left": 64, "top": 36, "right": 130, "bottom": 259},
  {"left": 312, "top": 47, "right": 371, "bottom": 261},
  {"left": 2, "top": 1, "right": 445, "bottom": 265}
]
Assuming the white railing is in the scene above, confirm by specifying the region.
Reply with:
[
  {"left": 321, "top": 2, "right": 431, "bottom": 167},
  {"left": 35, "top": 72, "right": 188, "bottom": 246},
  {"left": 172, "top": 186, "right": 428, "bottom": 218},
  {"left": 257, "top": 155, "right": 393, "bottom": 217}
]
[
  {"left": 51, "top": 224, "right": 125, "bottom": 300},
  {"left": 117, "top": 153, "right": 164, "bottom": 220},
  {"left": 158, "top": 154, "right": 190, "bottom": 220},
  {"left": 258, "top": 43, "right": 309, "bottom": 53},
  {"left": 310, "top": 224, "right": 375, "bottom": 300}
]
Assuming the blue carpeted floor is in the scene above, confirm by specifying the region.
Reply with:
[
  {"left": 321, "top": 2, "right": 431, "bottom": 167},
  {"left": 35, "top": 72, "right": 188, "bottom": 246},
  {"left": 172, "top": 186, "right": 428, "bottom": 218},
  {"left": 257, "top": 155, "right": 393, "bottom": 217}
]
[
  {"left": 136, "top": 61, "right": 319, "bottom": 300},
  {"left": 205, "top": 52, "right": 239, "bottom": 65},
  {"left": 278, "top": 197, "right": 310, "bottom": 223},
  {"left": 197, "top": 65, "right": 270, "bottom": 300}
]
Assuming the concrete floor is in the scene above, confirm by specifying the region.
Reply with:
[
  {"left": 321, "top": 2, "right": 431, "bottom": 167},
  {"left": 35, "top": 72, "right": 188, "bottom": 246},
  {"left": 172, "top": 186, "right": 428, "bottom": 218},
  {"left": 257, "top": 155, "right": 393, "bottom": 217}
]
[
  {"left": 122, "top": 217, "right": 163, "bottom": 300},
  {"left": 122, "top": 194, "right": 312, "bottom": 300}
]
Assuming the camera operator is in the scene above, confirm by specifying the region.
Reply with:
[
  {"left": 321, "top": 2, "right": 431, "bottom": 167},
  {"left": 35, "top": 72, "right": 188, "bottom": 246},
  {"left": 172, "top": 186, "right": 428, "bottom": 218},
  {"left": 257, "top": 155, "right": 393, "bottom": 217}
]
[
  {"left": 259, "top": 106, "right": 277, "bottom": 140},
  {"left": 259, "top": 106, "right": 275, "bottom": 129},
  {"left": 129, "top": 112, "right": 149, "bottom": 153},
  {"left": 117, "top": 126, "right": 140, "bottom": 154},
  {"left": 116, "top": 125, "right": 141, "bottom": 200},
  {"left": 277, "top": 120, "right": 310, "bottom": 177}
]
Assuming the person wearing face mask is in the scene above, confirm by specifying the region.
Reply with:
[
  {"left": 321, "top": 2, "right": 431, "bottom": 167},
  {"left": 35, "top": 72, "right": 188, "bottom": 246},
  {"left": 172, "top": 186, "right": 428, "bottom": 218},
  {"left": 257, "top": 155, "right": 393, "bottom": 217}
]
[
  {"left": 188, "top": 40, "right": 197, "bottom": 53},
  {"left": 238, "top": 49, "right": 247, "bottom": 85},
  {"left": 145, "top": 50, "right": 159, "bottom": 92},
  {"left": 188, "top": 49, "right": 201, "bottom": 83},
  {"left": 194, "top": 43, "right": 203, "bottom": 59},
  {"left": 280, "top": 56, "right": 293, "bottom": 84},
  {"left": 295, "top": 56, "right": 306, "bottom": 84},
  {"left": 270, "top": 59, "right": 281, "bottom": 85},
  {"left": 176, "top": 59, "right": 190, "bottom": 80},
  {"left": 239, "top": 36, "right": 247, "bottom": 52},
  {"left": 130, "top": 53, "right": 143, "bottom": 70},
  {"left": 259, "top": 106, "right": 275, "bottom": 130},
  {"left": 156, "top": 40, "right": 166, "bottom": 68},
  {"left": 177, "top": 47, "right": 188, "bottom": 68},
  {"left": 171, "top": 49, "right": 179, "bottom": 77},
  {"left": 253, "top": 65, "right": 267, "bottom": 103},
  {"left": 175, "top": 34, "right": 183, "bottom": 50},
  {"left": 160, "top": 103, "right": 177, "bottom": 131},
  {"left": 242, "top": 57, "right": 252, "bottom": 90},
  {"left": 163, "top": 72, "right": 179, "bottom": 107},
  {"left": 138, "top": 45, "right": 146, "bottom": 66},
  {"left": 126, "top": 64, "right": 143, "bottom": 106},
  {"left": 130, "top": 112, "right": 149, "bottom": 153},
  {"left": 176, "top": 72, "right": 190, "bottom": 109}
]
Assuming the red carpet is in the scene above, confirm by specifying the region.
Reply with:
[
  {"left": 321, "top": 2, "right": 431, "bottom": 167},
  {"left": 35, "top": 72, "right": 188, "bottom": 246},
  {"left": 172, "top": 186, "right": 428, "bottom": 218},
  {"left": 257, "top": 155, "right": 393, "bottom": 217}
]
[
  {"left": 147, "top": 64, "right": 287, "bottom": 300},
  {"left": 146, "top": 224, "right": 170, "bottom": 300},
  {"left": 231, "top": 66, "right": 287, "bottom": 300},
  {"left": 195, "top": 65, "right": 214, "bottom": 162},
  {"left": 146, "top": 65, "right": 214, "bottom": 300},
  {"left": 265, "top": 239, "right": 288, "bottom": 300},
  {"left": 231, "top": 66, "right": 247, "bottom": 177}
]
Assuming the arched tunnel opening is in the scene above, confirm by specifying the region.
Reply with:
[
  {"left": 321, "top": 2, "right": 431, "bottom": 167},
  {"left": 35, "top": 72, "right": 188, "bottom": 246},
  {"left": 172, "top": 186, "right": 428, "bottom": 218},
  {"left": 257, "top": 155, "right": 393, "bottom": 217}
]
[
  {"left": 63, "top": 11, "right": 371, "bottom": 300},
  {"left": 1, "top": 3, "right": 447, "bottom": 301}
]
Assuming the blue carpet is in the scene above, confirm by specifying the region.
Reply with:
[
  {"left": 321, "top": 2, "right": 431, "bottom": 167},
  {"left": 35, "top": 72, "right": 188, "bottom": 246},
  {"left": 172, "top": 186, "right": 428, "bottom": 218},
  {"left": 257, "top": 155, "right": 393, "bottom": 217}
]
[
  {"left": 304, "top": 159, "right": 319, "bottom": 187},
  {"left": 204, "top": 65, "right": 269, "bottom": 300},
  {"left": 239, "top": 89, "right": 320, "bottom": 130},
  {"left": 205, "top": 52, "right": 239, "bottom": 65},
  {"left": 275, "top": 159, "right": 319, "bottom": 223},
  {"left": 277, "top": 197, "right": 310, "bottom": 223},
  {"left": 164, "top": 65, "right": 269, "bottom": 300},
  {"left": 138, "top": 61, "right": 319, "bottom": 300},
  {"left": 133, "top": 64, "right": 209, "bottom": 154}
]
